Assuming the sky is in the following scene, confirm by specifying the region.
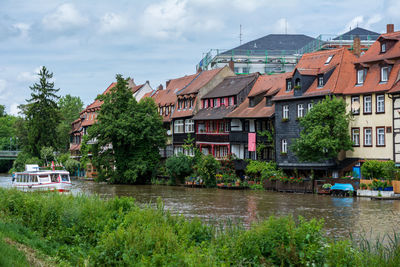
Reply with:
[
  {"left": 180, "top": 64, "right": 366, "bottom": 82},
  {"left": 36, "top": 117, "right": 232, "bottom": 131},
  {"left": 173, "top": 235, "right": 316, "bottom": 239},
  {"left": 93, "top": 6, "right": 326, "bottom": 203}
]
[{"left": 0, "top": 0, "right": 399, "bottom": 115}]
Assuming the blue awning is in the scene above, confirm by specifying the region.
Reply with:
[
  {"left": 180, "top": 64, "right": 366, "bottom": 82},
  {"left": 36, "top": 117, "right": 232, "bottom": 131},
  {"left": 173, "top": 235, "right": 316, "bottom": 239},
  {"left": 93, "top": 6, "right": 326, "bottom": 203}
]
[{"left": 330, "top": 183, "right": 354, "bottom": 191}]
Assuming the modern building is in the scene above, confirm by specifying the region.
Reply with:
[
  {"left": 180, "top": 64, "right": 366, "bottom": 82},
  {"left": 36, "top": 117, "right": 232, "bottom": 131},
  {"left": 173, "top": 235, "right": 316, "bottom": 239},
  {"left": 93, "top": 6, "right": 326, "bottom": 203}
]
[
  {"left": 192, "top": 74, "right": 258, "bottom": 158},
  {"left": 272, "top": 47, "right": 356, "bottom": 176}
]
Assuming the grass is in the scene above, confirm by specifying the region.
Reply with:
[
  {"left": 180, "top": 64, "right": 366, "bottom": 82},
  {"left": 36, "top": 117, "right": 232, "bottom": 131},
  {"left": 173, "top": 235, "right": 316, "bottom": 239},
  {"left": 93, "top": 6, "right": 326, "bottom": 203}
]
[
  {"left": 0, "top": 237, "right": 30, "bottom": 267},
  {"left": 0, "top": 188, "right": 399, "bottom": 266}
]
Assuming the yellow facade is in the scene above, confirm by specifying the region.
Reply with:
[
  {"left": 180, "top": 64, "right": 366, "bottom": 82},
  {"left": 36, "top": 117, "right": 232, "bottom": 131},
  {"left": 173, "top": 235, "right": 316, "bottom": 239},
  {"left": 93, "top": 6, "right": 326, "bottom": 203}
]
[{"left": 345, "top": 93, "right": 393, "bottom": 160}]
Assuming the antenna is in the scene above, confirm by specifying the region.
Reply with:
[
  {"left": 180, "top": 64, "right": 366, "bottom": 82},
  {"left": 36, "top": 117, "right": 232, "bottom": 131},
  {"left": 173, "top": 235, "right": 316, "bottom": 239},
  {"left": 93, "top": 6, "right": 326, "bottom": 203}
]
[
  {"left": 239, "top": 24, "right": 243, "bottom": 45},
  {"left": 285, "top": 18, "right": 287, "bottom": 34}
]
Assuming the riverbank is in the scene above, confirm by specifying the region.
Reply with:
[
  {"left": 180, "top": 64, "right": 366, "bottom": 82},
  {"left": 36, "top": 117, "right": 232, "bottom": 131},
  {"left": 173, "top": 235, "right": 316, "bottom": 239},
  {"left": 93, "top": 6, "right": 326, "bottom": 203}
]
[{"left": 0, "top": 188, "right": 399, "bottom": 266}]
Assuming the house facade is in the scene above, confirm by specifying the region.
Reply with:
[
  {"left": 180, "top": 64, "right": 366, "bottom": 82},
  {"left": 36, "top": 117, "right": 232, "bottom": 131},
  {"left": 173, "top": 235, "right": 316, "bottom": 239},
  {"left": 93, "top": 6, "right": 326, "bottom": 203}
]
[
  {"left": 192, "top": 74, "right": 258, "bottom": 158},
  {"left": 273, "top": 48, "right": 356, "bottom": 176},
  {"left": 170, "top": 66, "right": 234, "bottom": 155}
]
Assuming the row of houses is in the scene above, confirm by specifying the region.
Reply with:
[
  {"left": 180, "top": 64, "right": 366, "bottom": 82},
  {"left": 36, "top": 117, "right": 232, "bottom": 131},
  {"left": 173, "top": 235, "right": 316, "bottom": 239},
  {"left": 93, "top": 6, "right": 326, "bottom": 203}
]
[{"left": 70, "top": 24, "right": 400, "bottom": 177}]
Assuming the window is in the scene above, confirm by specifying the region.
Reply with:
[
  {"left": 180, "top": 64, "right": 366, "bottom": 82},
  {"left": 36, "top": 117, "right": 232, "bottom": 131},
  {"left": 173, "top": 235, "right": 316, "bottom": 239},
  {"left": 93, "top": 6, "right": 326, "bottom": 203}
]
[
  {"left": 297, "top": 104, "right": 304, "bottom": 118},
  {"left": 219, "top": 121, "right": 224, "bottom": 132},
  {"left": 225, "top": 121, "right": 229, "bottom": 132},
  {"left": 376, "top": 95, "right": 385, "bottom": 113},
  {"left": 242, "top": 67, "right": 250, "bottom": 73},
  {"left": 204, "top": 99, "right": 208, "bottom": 108},
  {"left": 190, "top": 98, "right": 194, "bottom": 109},
  {"left": 381, "top": 43, "right": 386, "bottom": 53},
  {"left": 318, "top": 76, "right": 324, "bottom": 87},
  {"left": 185, "top": 147, "right": 194, "bottom": 157},
  {"left": 364, "top": 127, "right": 372, "bottom": 146},
  {"left": 249, "top": 98, "right": 255, "bottom": 107},
  {"left": 377, "top": 127, "right": 385, "bottom": 146},
  {"left": 159, "top": 107, "right": 162, "bottom": 115},
  {"left": 283, "top": 105, "right": 289, "bottom": 119},
  {"left": 352, "top": 128, "right": 360, "bottom": 146},
  {"left": 220, "top": 98, "right": 225, "bottom": 106},
  {"left": 244, "top": 121, "right": 249, "bottom": 132},
  {"left": 281, "top": 139, "right": 288, "bottom": 153},
  {"left": 286, "top": 80, "right": 292, "bottom": 91},
  {"left": 234, "top": 67, "right": 240, "bottom": 73},
  {"left": 325, "top": 55, "right": 334, "bottom": 64},
  {"left": 351, "top": 96, "right": 360, "bottom": 115},
  {"left": 174, "top": 120, "right": 184, "bottom": 133},
  {"left": 363, "top": 95, "right": 372, "bottom": 114},
  {"left": 357, "top": 69, "right": 364, "bottom": 84},
  {"left": 185, "top": 119, "right": 194, "bottom": 133},
  {"left": 308, "top": 103, "right": 313, "bottom": 111},
  {"left": 213, "top": 98, "right": 218, "bottom": 107},
  {"left": 229, "top": 97, "right": 234, "bottom": 106},
  {"left": 381, "top": 67, "right": 389, "bottom": 82},
  {"left": 174, "top": 146, "right": 184, "bottom": 155}
]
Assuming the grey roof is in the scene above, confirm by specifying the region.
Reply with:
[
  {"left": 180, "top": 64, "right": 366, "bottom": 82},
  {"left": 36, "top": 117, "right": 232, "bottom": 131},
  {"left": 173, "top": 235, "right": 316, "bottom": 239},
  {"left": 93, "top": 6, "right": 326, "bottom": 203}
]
[
  {"left": 203, "top": 74, "right": 258, "bottom": 98},
  {"left": 222, "top": 34, "right": 316, "bottom": 56},
  {"left": 333, "top": 27, "right": 380, "bottom": 41},
  {"left": 193, "top": 106, "right": 236, "bottom": 120}
]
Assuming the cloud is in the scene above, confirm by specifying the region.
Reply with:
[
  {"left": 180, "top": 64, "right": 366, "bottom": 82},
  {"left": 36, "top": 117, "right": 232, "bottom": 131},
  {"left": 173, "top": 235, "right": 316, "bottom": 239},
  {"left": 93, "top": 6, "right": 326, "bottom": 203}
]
[
  {"left": 340, "top": 16, "right": 364, "bottom": 34},
  {"left": 365, "top": 14, "right": 383, "bottom": 29},
  {"left": 140, "top": 0, "right": 223, "bottom": 39},
  {"left": 13, "top": 23, "right": 30, "bottom": 39},
  {"left": 42, "top": 3, "right": 88, "bottom": 31},
  {"left": 231, "top": 0, "right": 266, "bottom": 12},
  {"left": 16, "top": 66, "right": 41, "bottom": 82},
  {"left": 0, "top": 79, "right": 6, "bottom": 94},
  {"left": 99, "top": 12, "right": 129, "bottom": 33},
  {"left": 9, "top": 103, "right": 20, "bottom": 116},
  {"left": 273, "top": 18, "right": 295, "bottom": 34}
]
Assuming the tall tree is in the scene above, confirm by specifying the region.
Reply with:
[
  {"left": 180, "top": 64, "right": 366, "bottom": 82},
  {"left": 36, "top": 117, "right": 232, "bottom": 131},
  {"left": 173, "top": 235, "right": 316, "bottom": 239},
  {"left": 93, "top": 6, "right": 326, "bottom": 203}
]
[
  {"left": 89, "top": 74, "right": 166, "bottom": 184},
  {"left": 57, "top": 94, "right": 84, "bottom": 151},
  {"left": 292, "top": 96, "right": 353, "bottom": 162},
  {"left": 0, "top": 104, "right": 5, "bottom": 117},
  {"left": 25, "top": 66, "right": 61, "bottom": 157}
]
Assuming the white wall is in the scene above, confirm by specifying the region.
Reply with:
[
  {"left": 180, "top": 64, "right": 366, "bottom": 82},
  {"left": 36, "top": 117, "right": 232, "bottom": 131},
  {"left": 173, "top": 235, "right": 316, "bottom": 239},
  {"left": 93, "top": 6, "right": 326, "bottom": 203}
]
[{"left": 134, "top": 83, "right": 153, "bottom": 101}]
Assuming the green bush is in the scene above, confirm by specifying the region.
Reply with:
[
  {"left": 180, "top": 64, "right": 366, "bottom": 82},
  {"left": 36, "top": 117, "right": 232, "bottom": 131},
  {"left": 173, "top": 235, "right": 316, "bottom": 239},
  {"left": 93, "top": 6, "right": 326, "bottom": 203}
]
[
  {"left": 245, "top": 160, "right": 284, "bottom": 182},
  {"left": 64, "top": 158, "right": 80, "bottom": 174},
  {"left": 10, "top": 151, "right": 41, "bottom": 173},
  {"left": 197, "top": 155, "right": 220, "bottom": 187},
  {"left": 361, "top": 160, "right": 398, "bottom": 180},
  {"left": 165, "top": 153, "right": 193, "bottom": 185}
]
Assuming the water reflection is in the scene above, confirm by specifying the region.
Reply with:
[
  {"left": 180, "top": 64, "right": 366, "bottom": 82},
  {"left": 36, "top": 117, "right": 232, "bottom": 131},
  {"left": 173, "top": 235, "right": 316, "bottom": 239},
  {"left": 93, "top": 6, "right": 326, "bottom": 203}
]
[{"left": 1, "top": 175, "right": 400, "bottom": 240}]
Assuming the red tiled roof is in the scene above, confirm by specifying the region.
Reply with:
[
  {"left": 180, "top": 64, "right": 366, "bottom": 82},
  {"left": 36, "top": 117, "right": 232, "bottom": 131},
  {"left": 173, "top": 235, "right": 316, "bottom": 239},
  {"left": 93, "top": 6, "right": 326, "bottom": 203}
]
[
  {"left": 178, "top": 68, "right": 225, "bottom": 95},
  {"left": 166, "top": 73, "right": 198, "bottom": 92},
  {"left": 248, "top": 73, "right": 291, "bottom": 97},
  {"left": 389, "top": 80, "right": 400, "bottom": 94},
  {"left": 274, "top": 48, "right": 356, "bottom": 101},
  {"left": 226, "top": 98, "right": 275, "bottom": 118},
  {"left": 356, "top": 31, "right": 400, "bottom": 63},
  {"left": 132, "top": 84, "right": 145, "bottom": 94},
  {"left": 171, "top": 98, "right": 198, "bottom": 119}
]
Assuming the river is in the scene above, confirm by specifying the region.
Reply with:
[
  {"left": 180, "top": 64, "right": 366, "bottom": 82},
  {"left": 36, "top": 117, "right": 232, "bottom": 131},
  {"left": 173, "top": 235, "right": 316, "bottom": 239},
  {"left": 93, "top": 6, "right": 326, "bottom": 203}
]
[{"left": 1, "top": 174, "right": 400, "bottom": 240}]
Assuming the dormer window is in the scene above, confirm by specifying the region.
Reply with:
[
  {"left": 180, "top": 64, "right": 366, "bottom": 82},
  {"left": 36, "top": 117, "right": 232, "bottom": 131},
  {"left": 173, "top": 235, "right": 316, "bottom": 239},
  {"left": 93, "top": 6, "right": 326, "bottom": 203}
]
[
  {"left": 381, "top": 43, "right": 386, "bottom": 53},
  {"left": 381, "top": 66, "right": 389, "bottom": 82},
  {"left": 357, "top": 69, "right": 364, "bottom": 84},
  {"left": 286, "top": 80, "right": 292, "bottom": 91},
  {"left": 249, "top": 97, "right": 255, "bottom": 107},
  {"left": 325, "top": 55, "right": 334, "bottom": 64},
  {"left": 318, "top": 76, "right": 324, "bottom": 87},
  {"left": 266, "top": 97, "right": 272, "bottom": 106}
]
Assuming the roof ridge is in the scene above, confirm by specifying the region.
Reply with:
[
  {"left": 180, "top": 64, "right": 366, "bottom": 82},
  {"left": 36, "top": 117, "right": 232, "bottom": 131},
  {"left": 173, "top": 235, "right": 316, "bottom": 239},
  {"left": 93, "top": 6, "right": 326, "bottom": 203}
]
[{"left": 176, "top": 71, "right": 203, "bottom": 94}]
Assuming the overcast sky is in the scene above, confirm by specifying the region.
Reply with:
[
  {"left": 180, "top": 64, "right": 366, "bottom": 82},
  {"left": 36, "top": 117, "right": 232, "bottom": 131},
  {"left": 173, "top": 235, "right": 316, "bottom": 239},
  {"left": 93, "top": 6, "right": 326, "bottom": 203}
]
[{"left": 1, "top": 0, "right": 399, "bottom": 115}]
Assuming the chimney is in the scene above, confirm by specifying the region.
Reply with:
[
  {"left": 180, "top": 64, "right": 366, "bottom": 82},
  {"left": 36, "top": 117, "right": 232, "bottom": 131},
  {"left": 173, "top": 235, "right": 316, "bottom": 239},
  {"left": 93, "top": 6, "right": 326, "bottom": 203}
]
[
  {"left": 146, "top": 80, "right": 150, "bottom": 85},
  {"left": 228, "top": 59, "right": 235, "bottom": 72},
  {"left": 387, "top": 24, "right": 394, "bottom": 33},
  {"left": 353, "top": 36, "right": 361, "bottom": 57},
  {"left": 157, "top": 84, "right": 163, "bottom": 90}
]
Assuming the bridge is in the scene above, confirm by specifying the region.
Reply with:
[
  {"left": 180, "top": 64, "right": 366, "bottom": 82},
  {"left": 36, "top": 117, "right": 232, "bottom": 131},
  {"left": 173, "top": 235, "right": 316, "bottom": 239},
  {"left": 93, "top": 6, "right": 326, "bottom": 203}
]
[{"left": 0, "top": 151, "right": 21, "bottom": 160}]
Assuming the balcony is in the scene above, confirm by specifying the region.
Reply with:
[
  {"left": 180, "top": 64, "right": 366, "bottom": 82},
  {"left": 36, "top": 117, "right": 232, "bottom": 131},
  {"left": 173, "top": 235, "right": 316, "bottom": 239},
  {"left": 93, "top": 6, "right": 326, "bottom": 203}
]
[
  {"left": 229, "top": 132, "right": 248, "bottom": 143},
  {"left": 196, "top": 133, "right": 229, "bottom": 143}
]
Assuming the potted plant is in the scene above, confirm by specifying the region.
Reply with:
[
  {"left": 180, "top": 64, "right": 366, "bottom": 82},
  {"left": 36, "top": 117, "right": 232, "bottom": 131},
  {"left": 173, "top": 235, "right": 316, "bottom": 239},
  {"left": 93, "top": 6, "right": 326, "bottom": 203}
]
[
  {"left": 322, "top": 183, "right": 332, "bottom": 190},
  {"left": 359, "top": 183, "right": 368, "bottom": 190},
  {"left": 235, "top": 179, "right": 241, "bottom": 187}
]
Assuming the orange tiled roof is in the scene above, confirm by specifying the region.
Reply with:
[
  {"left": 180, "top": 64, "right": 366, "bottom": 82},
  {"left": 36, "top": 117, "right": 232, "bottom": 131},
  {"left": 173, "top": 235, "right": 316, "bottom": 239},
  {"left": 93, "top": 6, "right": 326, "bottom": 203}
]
[
  {"left": 178, "top": 68, "right": 225, "bottom": 95},
  {"left": 226, "top": 98, "right": 275, "bottom": 118},
  {"left": 166, "top": 73, "right": 198, "bottom": 92},
  {"left": 132, "top": 84, "right": 145, "bottom": 94},
  {"left": 248, "top": 73, "right": 291, "bottom": 97},
  {"left": 274, "top": 48, "right": 356, "bottom": 101},
  {"left": 355, "top": 31, "right": 400, "bottom": 63},
  {"left": 389, "top": 80, "right": 400, "bottom": 94}
]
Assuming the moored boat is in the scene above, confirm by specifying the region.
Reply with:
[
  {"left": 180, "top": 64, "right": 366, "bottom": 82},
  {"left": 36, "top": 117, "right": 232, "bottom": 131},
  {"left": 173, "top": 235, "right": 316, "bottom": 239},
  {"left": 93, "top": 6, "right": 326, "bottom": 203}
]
[{"left": 12, "top": 164, "right": 72, "bottom": 192}]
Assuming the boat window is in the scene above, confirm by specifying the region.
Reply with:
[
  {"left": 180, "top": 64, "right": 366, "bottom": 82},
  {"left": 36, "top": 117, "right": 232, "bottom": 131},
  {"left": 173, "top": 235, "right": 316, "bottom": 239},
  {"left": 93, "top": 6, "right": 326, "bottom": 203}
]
[
  {"left": 32, "top": 175, "right": 38, "bottom": 183},
  {"left": 61, "top": 175, "right": 69, "bottom": 182},
  {"left": 39, "top": 175, "right": 50, "bottom": 183},
  {"left": 51, "top": 174, "right": 58, "bottom": 182}
]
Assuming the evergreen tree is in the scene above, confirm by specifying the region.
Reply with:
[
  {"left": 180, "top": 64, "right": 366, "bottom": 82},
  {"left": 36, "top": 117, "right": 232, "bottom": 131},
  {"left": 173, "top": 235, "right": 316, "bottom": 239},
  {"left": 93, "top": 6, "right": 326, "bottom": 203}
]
[
  {"left": 89, "top": 74, "right": 166, "bottom": 184},
  {"left": 25, "top": 66, "right": 61, "bottom": 157},
  {"left": 292, "top": 96, "right": 353, "bottom": 162}
]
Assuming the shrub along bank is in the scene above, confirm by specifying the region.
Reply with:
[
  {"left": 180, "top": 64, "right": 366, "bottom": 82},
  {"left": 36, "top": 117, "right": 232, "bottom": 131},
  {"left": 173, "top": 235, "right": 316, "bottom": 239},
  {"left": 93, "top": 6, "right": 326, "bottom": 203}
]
[{"left": 0, "top": 188, "right": 399, "bottom": 266}]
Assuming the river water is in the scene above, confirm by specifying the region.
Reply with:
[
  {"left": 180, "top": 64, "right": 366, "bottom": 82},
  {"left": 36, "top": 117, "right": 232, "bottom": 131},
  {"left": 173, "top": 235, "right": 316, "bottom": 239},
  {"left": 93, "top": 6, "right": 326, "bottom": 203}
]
[{"left": 1, "top": 174, "right": 400, "bottom": 240}]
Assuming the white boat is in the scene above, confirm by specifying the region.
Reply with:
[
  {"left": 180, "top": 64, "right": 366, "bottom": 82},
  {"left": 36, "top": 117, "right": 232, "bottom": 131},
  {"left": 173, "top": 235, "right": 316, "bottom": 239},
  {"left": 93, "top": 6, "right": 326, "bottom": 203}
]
[{"left": 12, "top": 164, "right": 72, "bottom": 192}]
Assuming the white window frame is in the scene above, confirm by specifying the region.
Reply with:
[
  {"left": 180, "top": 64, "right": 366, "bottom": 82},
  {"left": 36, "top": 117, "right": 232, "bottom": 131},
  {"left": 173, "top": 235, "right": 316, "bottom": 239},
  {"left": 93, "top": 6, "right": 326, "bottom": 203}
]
[
  {"left": 318, "top": 76, "right": 324, "bottom": 87},
  {"left": 381, "top": 67, "right": 389, "bottom": 82},
  {"left": 364, "top": 95, "right": 372, "bottom": 114},
  {"left": 381, "top": 43, "right": 386, "bottom": 53},
  {"left": 357, "top": 69, "right": 364, "bottom": 84},
  {"left": 364, "top": 128, "right": 372, "bottom": 146},
  {"left": 287, "top": 81, "right": 292, "bottom": 91},
  {"left": 376, "top": 95, "right": 385, "bottom": 113},
  {"left": 283, "top": 105, "right": 289, "bottom": 119},
  {"left": 185, "top": 119, "right": 194, "bottom": 133},
  {"left": 377, "top": 127, "right": 385, "bottom": 146},
  {"left": 352, "top": 128, "right": 360, "bottom": 146},
  {"left": 308, "top": 103, "right": 313, "bottom": 111},
  {"left": 281, "top": 139, "right": 288, "bottom": 153},
  {"left": 297, "top": 104, "right": 304, "bottom": 118},
  {"left": 174, "top": 120, "right": 184, "bottom": 133}
]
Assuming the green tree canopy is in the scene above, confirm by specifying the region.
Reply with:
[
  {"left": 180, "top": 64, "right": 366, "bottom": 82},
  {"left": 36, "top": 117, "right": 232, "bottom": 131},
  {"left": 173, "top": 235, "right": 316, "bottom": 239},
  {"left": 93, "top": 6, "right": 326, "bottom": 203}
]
[
  {"left": 292, "top": 96, "right": 353, "bottom": 162},
  {"left": 0, "top": 104, "right": 5, "bottom": 117},
  {"left": 57, "top": 94, "right": 84, "bottom": 151},
  {"left": 89, "top": 74, "right": 166, "bottom": 184},
  {"left": 25, "top": 66, "right": 61, "bottom": 157}
]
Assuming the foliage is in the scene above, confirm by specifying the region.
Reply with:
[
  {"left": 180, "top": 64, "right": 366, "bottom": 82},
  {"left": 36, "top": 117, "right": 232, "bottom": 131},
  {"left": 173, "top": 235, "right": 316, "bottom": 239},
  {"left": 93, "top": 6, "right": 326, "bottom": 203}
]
[
  {"left": 197, "top": 154, "right": 220, "bottom": 187},
  {"left": 0, "top": 104, "right": 5, "bottom": 117},
  {"left": 79, "top": 135, "right": 91, "bottom": 170},
  {"left": 56, "top": 94, "right": 84, "bottom": 152},
  {"left": 24, "top": 66, "right": 61, "bottom": 157},
  {"left": 249, "top": 183, "right": 264, "bottom": 190},
  {"left": 10, "top": 151, "right": 40, "bottom": 173},
  {"left": 256, "top": 128, "right": 274, "bottom": 159},
  {"left": 219, "top": 153, "right": 236, "bottom": 176},
  {"left": 0, "top": 114, "right": 18, "bottom": 150},
  {"left": 64, "top": 158, "right": 80, "bottom": 174},
  {"left": 165, "top": 153, "right": 193, "bottom": 185},
  {"left": 322, "top": 183, "right": 332, "bottom": 189},
  {"left": 371, "top": 179, "right": 389, "bottom": 190},
  {"left": 245, "top": 160, "right": 285, "bottom": 182},
  {"left": 0, "top": 188, "right": 400, "bottom": 266},
  {"left": 361, "top": 160, "right": 397, "bottom": 180},
  {"left": 39, "top": 146, "right": 54, "bottom": 166},
  {"left": 90, "top": 74, "right": 166, "bottom": 184},
  {"left": 360, "top": 183, "right": 368, "bottom": 190},
  {"left": 245, "top": 160, "right": 267, "bottom": 181},
  {"left": 292, "top": 96, "right": 353, "bottom": 162}
]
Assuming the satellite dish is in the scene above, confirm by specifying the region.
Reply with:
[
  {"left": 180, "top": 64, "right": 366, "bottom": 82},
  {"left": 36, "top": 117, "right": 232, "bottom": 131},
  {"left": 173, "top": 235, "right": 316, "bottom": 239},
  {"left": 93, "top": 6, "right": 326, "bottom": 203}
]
[{"left": 352, "top": 101, "right": 360, "bottom": 111}]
